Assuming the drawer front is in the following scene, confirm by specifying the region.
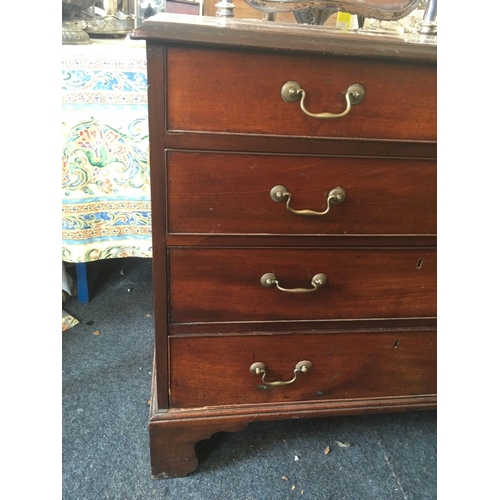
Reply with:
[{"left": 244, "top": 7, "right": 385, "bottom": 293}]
[
  {"left": 167, "top": 151, "right": 436, "bottom": 235},
  {"left": 169, "top": 331, "right": 437, "bottom": 408},
  {"left": 167, "top": 47, "right": 436, "bottom": 142},
  {"left": 169, "top": 248, "right": 436, "bottom": 324}
]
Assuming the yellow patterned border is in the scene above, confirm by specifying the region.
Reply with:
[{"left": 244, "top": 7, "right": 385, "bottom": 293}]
[
  {"left": 62, "top": 225, "right": 151, "bottom": 240},
  {"left": 62, "top": 200, "right": 151, "bottom": 213}
]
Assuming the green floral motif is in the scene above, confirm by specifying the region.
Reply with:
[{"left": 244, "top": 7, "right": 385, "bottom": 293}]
[
  {"left": 62, "top": 119, "right": 149, "bottom": 196},
  {"left": 62, "top": 210, "right": 151, "bottom": 231}
]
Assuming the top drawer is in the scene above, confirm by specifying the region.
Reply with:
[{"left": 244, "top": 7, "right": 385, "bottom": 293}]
[{"left": 167, "top": 47, "right": 436, "bottom": 142}]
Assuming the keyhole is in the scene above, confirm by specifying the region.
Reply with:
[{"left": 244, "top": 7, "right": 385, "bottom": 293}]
[
  {"left": 393, "top": 340, "right": 400, "bottom": 349},
  {"left": 416, "top": 258, "right": 424, "bottom": 269}
]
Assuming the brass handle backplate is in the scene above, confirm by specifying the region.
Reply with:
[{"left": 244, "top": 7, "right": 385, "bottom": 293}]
[
  {"left": 281, "top": 80, "right": 365, "bottom": 119},
  {"left": 260, "top": 272, "right": 327, "bottom": 293},
  {"left": 250, "top": 360, "right": 312, "bottom": 386},
  {"left": 270, "top": 184, "right": 346, "bottom": 216}
]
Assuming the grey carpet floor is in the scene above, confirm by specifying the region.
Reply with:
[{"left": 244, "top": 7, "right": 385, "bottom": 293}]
[{"left": 62, "top": 257, "right": 437, "bottom": 500}]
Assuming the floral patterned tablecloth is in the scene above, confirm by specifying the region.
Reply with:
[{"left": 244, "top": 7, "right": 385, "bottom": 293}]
[{"left": 62, "top": 38, "right": 152, "bottom": 264}]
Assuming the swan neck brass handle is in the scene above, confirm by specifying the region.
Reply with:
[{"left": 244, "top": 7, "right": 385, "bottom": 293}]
[
  {"left": 250, "top": 360, "right": 312, "bottom": 386},
  {"left": 281, "top": 80, "right": 365, "bottom": 119},
  {"left": 260, "top": 272, "right": 327, "bottom": 293},
  {"left": 270, "top": 184, "right": 346, "bottom": 216}
]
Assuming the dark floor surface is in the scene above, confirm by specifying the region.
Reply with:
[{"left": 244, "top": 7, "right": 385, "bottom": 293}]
[{"left": 62, "top": 257, "right": 437, "bottom": 500}]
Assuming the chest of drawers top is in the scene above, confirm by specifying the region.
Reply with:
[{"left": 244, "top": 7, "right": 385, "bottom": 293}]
[
  {"left": 132, "top": 13, "right": 437, "bottom": 62},
  {"left": 132, "top": 13, "right": 437, "bottom": 156}
]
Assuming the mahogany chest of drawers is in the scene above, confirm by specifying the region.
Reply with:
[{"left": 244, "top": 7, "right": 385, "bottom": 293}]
[{"left": 132, "top": 14, "right": 437, "bottom": 479}]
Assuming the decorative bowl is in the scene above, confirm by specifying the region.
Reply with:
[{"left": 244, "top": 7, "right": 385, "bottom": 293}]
[{"left": 62, "top": 0, "right": 99, "bottom": 45}]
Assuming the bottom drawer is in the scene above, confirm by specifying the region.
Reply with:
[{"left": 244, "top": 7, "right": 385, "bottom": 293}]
[{"left": 169, "top": 331, "right": 436, "bottom": 409}]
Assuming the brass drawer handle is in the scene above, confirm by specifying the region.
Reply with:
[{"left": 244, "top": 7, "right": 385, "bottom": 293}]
[
  {"left": 270, "top": 184, "right": 346, "bottom": 216},
  {"left": 250, "top": 360, "right": 312, "bottom": 386},
  {"left": 281, "top": 80, "right": 365, "bottom": 119},
  {"left": 260, "top": 272, "right": 327, "bottom": 293}
]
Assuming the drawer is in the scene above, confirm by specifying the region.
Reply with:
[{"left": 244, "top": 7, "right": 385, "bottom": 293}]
[
  {"left": 168, "top": 248, "right": 436, "bottom": 324},
  {"left": 169, "top": 331, "right": 437, "bottom": 408},
  {"left": 167, "top": 47, "right": 436, "bottom": 142},
  {"left": 167, "top": 151, "right": 436, "bottom": 235}
]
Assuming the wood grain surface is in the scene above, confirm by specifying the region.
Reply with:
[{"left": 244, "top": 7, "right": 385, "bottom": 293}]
[
  {"left": 169, "top": 330, "right": 437, "bottom": 407},
  {"left": 168, "top": 247, "right": 436, "bottom": 323},
  {"left": 167, "top": 151, "right": 436, "bottom": 235},
  {"left": 167, "top": 47, "right": 436, "bottom": 141}
]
